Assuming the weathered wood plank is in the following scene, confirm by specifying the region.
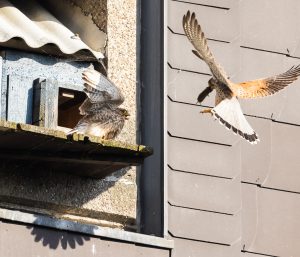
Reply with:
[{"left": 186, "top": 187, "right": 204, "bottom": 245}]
[
  {"left": 32, "top": 79, "right": 58, "bottom": 128},
  {"left": 7, "top": 75, "right": 34, "bottom": 124}
]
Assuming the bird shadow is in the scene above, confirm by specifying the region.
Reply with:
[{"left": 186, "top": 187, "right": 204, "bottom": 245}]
[
  {"left": 0, "top": 163, "right": 135, "bottom": 250},
  {"left": 0, "top": 47, "right": 136, "bottom": 250},
  {"left": 27, "top": 226, "right": 90, "bottom": 250},
  {"left": 25, "top": 214, "right": 94, "bottom": 250}
]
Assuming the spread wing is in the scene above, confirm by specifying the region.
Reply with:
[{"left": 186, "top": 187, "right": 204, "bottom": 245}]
[
  {"left": 79, "top": 66, "right": 124, "bottom": 115},
  {"left": 182, "top": 11, "right": 230, "bottom": 86},
  {"left": 235, "top": 65, "right": 300, "bottom": 99}
]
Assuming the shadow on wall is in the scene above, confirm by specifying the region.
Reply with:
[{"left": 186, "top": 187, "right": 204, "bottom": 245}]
[
  {"left": 26, "top": 226, "right": 90, "bottom": 250},
  {"left": 10, "top": 165, "right": 134, "bottom": 250},
  {"left": 25, "top": 214, "right": 95, "bottom": 250},
  {"left": 0, "top": 50, "right": 135, "bottom": 227}
]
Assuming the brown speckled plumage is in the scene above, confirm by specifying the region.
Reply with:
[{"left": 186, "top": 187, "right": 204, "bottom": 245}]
[
  {"left": 68, "top": 66, "right": 129, "bottom": 139},
  {"left": 183, "top": 11, "right": 300, "bottom": 144}
]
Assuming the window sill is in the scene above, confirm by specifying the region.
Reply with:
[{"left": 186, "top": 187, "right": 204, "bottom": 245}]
[
  {"left": 0, "top": 207, "right": 174, "bottom": 249},
  {"left": 0, "top": 120, "right": 152, "bottom": 178}
]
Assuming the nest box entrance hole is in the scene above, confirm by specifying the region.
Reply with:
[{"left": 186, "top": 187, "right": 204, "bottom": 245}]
[{"left": 57, "top": 88, "right": 86, "bottom": 129}]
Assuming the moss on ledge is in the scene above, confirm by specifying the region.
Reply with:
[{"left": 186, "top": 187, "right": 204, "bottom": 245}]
[{"left": 0, "top": 120, "right": 153, "bottom": 178}]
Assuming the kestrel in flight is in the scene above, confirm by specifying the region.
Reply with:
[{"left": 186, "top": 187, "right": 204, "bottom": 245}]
[
  {"left": 68, "top": 66, "right": 129, "bottom": 139},
  {"left": 183, "top": 11, "right": 300, "bottom": 144}
]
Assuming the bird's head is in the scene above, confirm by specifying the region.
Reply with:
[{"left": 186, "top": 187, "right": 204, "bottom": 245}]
[{"left": 119, "top": 108, "right": 130, "bottom": 120}]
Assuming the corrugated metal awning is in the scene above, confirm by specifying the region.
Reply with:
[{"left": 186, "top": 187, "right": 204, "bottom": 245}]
[{"left": 0, "top": 0, "right": 105, "bottom": 60}]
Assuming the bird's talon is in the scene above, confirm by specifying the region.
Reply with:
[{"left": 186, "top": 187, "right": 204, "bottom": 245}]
[{"left": 200, "top": 108, "right": 212, "bottom": 114}]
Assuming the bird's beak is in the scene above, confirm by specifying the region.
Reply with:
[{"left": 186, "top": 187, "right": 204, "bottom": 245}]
[{"left": 125, "top": 113, "right": 130, "bottom": 120}]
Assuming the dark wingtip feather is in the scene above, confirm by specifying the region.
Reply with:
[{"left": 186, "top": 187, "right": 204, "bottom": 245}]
[
  {"left": 191, "top": 12, "right": 195, "bottom": 20},
  {"left": 183, "top": 11, "right": 191, "bottom": 30}
]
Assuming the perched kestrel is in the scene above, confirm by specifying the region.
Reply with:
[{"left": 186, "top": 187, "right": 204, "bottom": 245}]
[
  {"left": 68, "top": 66, "right": 129, "bottom": 139},
  {"left": 183, "top": 11, "right": 300, "bottom": 144}
]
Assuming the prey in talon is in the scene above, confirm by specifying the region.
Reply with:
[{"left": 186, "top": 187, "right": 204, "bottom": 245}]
[{"left": 183, "top": 11, "right": 300, "bottom": 144}]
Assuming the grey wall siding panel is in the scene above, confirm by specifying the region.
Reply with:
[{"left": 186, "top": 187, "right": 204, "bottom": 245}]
[
  {"left": 168, "top": 0, "right": 300, "bottom": 256},
  {"left": 0, "top": 221, "right": 170, "bottom": 257},
  {"left": 168, "top": 30, "right": 239, "bottom": 76},
  {"left": 171, "top": 237, "right": 241, "bottom": 257},
  {"left": 241, "top": 253, "right": 270, "bottom": 257},
  {"left": 237, "top": 47, "right": 291, "bottom": 119},
  {"left": 167, "top": 67, "right": 215, "bottom": 107},
  {"left": 261, "top": 122, "right": 300, "bottom": 193},
  {"left": 241, "top": 119, "right": 300, "bottom": 193},
  {"left": 240, "top": 0, "right": 300, "bottom": 57},
  {"left": 242, "top": 184, "right": 300, "bottom": 257},
  {"left": 273, "top": 82, "right": 300, "bottom": 125},
  {"left": 237, "top": 47, "right": 300, "bottom": 124},
  {"left": 168, "top": 77, "right": 300, "bottom": 193},
  {"left": 168, "top": 100, "right": 238, "bottom": 145},
  {"left": 168, "top": 0, "right": 239, "bottom": 42},
  {"left": 241, "top": 117, "right": 272, "bottom": 185},
  {"left": 272, "top": 52, "right": 300, "bottom": 125},
  {"left": 241, "top": 184, "right": 257, "bottom": 254},
  {"left": 175, "top": 0, "right": 236, "bottom": 9},
  {"left": 168, "top": 168, "right": 241, "bottom": 214},
  {"left": 168, "top": 136, "right": 240, "bottom": 179},
  {"left": 237, "top": 44, "right": 290, "bottom": 77},
  {"left": 169, "top": 205, "right": 241, "bottom": 245}
]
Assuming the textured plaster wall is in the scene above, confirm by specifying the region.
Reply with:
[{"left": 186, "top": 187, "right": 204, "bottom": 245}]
[
  {"left": 68, "top": 0, "right": 107, "bottom": 32},
  {"left": 107, "top": 0, "right": 137, "bottom": 145},
  {"left": 0, "top": 0, "right": 138, "bottom": 229},
  {"left": 106, "top": 0, "right": 138, "bottom": 223}
]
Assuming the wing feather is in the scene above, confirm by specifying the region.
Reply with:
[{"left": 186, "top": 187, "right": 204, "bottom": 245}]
[
  {"left": 182, "top": 11, "right": 230, "bottom": 86},
  {"left": 236, "top": 65, "right": 300, "bottom": 99},
  {"left": 79, "top": 65, "right": 124, "bottom": 114},
  {"left": 82, "top": 66, "right": 124, "bottom": 105}
]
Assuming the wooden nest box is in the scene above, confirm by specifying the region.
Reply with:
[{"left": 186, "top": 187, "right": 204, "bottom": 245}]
[{"left": 0, "top": 50, "right": 152, "bottom": 178}]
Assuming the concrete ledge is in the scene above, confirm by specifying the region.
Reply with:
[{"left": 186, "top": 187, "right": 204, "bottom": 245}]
[
  {"left": 0, "top": 120, "right": 152, "bottom": 179},
  {"left": 0, "top": 207, "right": 174, "bottom": 249}
]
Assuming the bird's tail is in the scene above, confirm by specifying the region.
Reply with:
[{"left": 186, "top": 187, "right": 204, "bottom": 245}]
[
  {"left": 66, "top": 128, "right": 78, "bottom": 135},
  {"left": 211, "top": 97, "right": 259, "bottom": 144}
]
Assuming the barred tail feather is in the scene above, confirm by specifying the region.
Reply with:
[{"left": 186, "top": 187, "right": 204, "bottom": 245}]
[{"left": 211, "top": 97, "right": 259, "bottom": 144}]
